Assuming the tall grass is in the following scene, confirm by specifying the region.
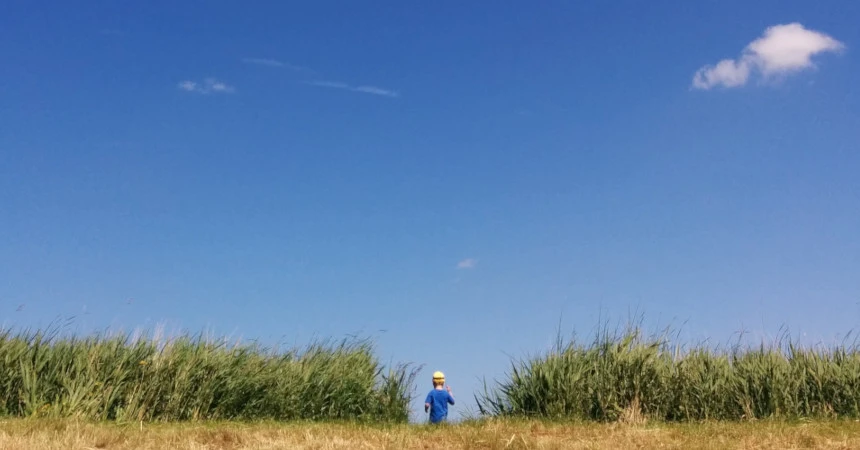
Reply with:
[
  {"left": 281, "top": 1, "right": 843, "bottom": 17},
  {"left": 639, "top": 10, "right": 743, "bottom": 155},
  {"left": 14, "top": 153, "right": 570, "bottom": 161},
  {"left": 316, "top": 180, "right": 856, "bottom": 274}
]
[
  {"left": 478, "top": 324, "right": 860, "bottom": 421},
  {"left": 0, "top": 327, "right": 418, "bottom": 422}
]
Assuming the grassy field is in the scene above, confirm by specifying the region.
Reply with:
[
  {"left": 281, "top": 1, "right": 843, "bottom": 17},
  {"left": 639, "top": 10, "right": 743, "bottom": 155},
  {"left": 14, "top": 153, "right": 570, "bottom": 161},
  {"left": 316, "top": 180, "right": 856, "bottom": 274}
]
[
  {"left": 1, "top": 419, "right": 859, "bottom": 449},
  {"left": 3, "top": 325, "right": 860, "bottom": 448},
  {"left": 480, "top": 325, "right": 860, "bottom": 421},
  {"left": 0, "top": 328, "right": 416, "bottom": 422},
  {"left": 4, "top": 324, "right": 860, "bottom": 421}
]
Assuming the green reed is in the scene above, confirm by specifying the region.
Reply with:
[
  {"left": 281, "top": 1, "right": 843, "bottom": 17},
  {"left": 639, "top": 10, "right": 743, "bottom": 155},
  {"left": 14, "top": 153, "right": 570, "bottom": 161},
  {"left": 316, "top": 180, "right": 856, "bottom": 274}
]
[
  {"left": 0, "top": 328, "right": 418, "bottom": 422},
  {"left": 478, "top": 324, "right": 860, "bottom": 421}
]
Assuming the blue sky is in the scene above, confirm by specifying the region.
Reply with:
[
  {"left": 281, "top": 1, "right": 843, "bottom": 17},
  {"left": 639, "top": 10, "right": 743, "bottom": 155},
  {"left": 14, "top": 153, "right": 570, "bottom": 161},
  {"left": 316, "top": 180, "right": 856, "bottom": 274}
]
[{"left": 1, "top": 1, "right": 859, "bottom": 419}]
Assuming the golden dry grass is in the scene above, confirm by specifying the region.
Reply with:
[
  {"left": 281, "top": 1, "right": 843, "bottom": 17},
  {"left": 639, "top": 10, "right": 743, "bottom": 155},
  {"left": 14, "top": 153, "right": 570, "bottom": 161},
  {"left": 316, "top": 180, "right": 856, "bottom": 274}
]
[{"left": 1, "top": 419, "right": 859, "bottom": 449}]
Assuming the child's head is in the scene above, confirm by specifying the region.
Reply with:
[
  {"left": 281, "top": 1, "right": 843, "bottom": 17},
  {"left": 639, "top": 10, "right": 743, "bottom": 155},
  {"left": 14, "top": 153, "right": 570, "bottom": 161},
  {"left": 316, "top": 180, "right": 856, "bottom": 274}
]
[{"left": 432, "top": 371, "right": 445, "bottom": 388}]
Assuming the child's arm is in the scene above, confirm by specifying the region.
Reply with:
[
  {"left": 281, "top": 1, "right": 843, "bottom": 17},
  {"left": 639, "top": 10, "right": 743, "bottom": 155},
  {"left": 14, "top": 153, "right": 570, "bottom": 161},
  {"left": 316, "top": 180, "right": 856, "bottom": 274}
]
[
  {"left": 447, "top": 385, "right": 455, "bottom": 405},
  {"left": 425, "top": 392, "right": 432, "bottom": 413}
]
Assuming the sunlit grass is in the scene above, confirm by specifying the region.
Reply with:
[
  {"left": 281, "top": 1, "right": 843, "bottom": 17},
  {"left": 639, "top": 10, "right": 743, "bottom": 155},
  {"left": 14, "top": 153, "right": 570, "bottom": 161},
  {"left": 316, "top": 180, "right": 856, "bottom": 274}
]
[
  {"left": 1, "top": 418, "right": 859, "bottom": 449},
  {"left": 478, "top": 323, "right": 860, "bottom": 421},
  {"left": 0, "top": 327, "right": 417, "bottom": 422}
]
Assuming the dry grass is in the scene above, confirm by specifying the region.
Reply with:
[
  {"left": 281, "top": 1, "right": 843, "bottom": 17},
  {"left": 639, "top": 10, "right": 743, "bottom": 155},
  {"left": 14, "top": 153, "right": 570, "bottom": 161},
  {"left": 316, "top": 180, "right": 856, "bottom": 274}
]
[{"left": 1, "top": 419, "right": 859, "bottom": 449}]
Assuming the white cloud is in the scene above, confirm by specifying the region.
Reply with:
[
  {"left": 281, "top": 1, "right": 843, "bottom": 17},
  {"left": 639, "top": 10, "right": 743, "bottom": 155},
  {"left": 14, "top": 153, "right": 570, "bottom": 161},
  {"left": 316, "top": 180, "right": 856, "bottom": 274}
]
[
  {"left": 693, "top": 23, "right": 845, "bottom": 90},
  {"left": 457, "top": 258, "right": 477, "bottom": 270},
  {"left": 242, "top": 59, "right": 397, "bottom": 97},
  {"left": 178, "top": 81, "right": 198, "bottom": 92},
  {"left": 693, "top": 58, "right": 751, "bottom": 89},
  {"left": 353, "top": 85, "right": 399, "bottom": 97},
  {"left": 177, "top": 78, "right": 235, "bottom": 94},
  {"left": 748, "top": 24, "right": 845, "bottom": 74},
  {"left": 209, "top": 80, "right": 233, "bottom": 93},
  {"left": 241, "top": 58, "right": 313, "bottom": 73},
  {"left": 307, "top": 80, "right": 400, "bottom": 98}
]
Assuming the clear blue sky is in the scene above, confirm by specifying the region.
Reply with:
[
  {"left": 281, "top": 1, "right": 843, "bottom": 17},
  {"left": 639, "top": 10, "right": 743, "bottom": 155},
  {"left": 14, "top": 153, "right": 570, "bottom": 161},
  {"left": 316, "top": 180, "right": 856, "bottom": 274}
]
[{"left": 2, "top": 1, "right": 859, "bottom": 419}]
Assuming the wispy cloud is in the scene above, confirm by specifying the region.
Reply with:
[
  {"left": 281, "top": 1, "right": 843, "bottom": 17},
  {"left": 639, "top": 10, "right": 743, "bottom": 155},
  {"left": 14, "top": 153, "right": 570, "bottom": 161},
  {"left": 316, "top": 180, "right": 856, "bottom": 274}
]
[
  {"left": 178, "top": 78, "right": 236, "bottom": 94},
  {"left": 693, "top": 23, "right": 845, "bottom": 90},
  {"left": 307, "top": 80, "right": 399, "bottom": 98},
  {"left": 457, "top": 258, "right": 477, "bottom": 270},
  {"left": 353, "top": 85, "right": 399, "bottom": 97},
  {"left": 241, "top": 58, "right": 314, "bottom": 73},
  {"left": 242, "top": 58, "right": 397, "bottom": 98}
]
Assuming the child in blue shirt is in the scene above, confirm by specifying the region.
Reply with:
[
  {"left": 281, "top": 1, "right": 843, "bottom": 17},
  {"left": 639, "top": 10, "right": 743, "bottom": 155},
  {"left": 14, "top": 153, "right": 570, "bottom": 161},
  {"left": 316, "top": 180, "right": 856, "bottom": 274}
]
[{"left": 425, "top": 371, "right": 455, "bottom": 424}]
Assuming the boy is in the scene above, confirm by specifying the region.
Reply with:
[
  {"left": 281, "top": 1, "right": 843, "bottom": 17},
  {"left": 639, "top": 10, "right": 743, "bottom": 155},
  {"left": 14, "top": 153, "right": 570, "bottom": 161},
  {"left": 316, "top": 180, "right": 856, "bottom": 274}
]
[{"left": 424, "top": 371, "right": 455, "bottom": 424}]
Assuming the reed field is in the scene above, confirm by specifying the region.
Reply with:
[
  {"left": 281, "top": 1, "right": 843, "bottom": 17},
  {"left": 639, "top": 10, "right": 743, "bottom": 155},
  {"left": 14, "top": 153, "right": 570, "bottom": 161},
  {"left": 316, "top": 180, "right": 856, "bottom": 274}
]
[
  {"left": 0, "top": 328, "right": 417, "bottom": 422},
  {"left": 2, "top": 324, "right": 860, "bottom": 448},
  {"left": 478, "top": 325, "right": 860, "bottom": 422}
]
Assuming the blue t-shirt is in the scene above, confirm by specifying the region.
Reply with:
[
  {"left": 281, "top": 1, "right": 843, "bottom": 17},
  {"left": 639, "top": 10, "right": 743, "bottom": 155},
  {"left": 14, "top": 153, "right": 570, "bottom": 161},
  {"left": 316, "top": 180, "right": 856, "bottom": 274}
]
[{"left": 425, "top": 389, "right": 455, "bottom": 423}]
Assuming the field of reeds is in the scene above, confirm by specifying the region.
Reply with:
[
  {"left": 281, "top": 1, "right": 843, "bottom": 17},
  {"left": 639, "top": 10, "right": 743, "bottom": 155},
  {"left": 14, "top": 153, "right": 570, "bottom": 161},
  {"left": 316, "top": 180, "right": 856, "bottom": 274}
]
[
  {"left": 0, "top": 328, "right": 417, "bottom": 422},
  {"left": 478, "top": 325, "right": 860, "bottom": 422},
  {"left": 2, "top": 321, "right": 860, "bottom": 431}
]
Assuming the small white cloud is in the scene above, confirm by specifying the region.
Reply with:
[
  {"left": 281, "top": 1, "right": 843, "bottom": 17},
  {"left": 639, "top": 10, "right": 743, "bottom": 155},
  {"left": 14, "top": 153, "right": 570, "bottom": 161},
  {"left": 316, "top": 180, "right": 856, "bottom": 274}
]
[
  {"left": 693, "top": 23, "right": 845, "bottom": 90},
  {"left": 208, "top": 79, "right": 234, "bottom": 93},
  {"left": 457, "top": 258, "right": 477, "bottom": 270},
  {"left": 178, "top": 81, "right": 198, "bottom": 92},
  {"left": 178, "top": 78, "right": 235, "bottom": 94},
  {"left": 353, "top": 85, "right": 399, "bottom": 97},
  {"left": 241, "top": 58, "right": 314, "bottom": 73},
  {"left": 693, "top": 58, "right": 751, "bottom": 89},
  {"left": 748, "top": 23, "right": 845, "bottom": 74},
  {"left": 307, "top": 80, "right": 400, "bottom": 98}
]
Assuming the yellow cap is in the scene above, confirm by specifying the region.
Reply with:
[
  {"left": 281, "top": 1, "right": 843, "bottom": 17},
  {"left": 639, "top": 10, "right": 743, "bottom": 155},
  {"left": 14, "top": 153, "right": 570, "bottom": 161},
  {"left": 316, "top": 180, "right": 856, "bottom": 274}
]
[{"left": 432, "top": 371, "right": 445, "bottom": 381}]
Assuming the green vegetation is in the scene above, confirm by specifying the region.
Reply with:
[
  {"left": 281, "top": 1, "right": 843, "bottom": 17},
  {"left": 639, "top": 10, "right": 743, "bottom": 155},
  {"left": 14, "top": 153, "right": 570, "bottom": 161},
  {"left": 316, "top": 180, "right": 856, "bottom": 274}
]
[
  {"left": 0, "top": 328, "right": 417, "bottom": 422},
  {"left": 478, "top": 324, "right": 860, "bottom": 421},
  {"left": 4, "top": 321, "right": 860, "bottom": 427}
]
